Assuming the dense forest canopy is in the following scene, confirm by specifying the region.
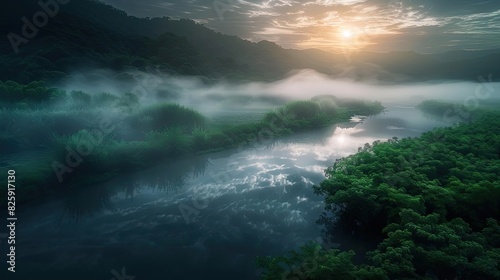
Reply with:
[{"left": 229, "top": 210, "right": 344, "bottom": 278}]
[{"left": 258, "top": 104, "right": 500, "bottom": 280}]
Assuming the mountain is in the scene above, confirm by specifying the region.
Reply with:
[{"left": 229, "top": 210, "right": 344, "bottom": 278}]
[
  {"left": 432, "top": 49, "right": 500, "bottom": 63},
  {"left": 1, "top": 0, "right": 499, "bottom": 84}
]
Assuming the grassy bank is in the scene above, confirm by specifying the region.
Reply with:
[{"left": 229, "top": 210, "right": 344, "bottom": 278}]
[{"left": 0, "top": 84, "right": 384, "bottom": 206}]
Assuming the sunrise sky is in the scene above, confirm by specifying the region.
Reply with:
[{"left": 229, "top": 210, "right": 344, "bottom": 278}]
[{"left": 99, "top": 0, "right": 500, "bottom": 53}]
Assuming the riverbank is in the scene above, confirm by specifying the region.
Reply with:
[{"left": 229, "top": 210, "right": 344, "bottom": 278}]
[{"left": 0, "top": 90, "right": 384, "bottom": 207}]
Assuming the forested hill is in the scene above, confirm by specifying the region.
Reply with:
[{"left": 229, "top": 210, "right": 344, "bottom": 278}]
[{"left": 1, "top": 0, "right": 500, "bottom": 83}]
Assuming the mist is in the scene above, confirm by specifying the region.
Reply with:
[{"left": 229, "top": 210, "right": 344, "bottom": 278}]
[{"left": 53, "top": 68, "right": 500, "bottom": 119}]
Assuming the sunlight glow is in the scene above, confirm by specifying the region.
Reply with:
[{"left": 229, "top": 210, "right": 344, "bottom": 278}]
[
  {"left": 342, "top": 30, "right": 353, "bottom": 38},
  {"left": 337, "top": 134, "right": 346, "bottom": 143}
]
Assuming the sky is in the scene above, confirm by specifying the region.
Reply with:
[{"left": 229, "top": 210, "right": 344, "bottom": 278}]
[{"left": 99, "top": 0, "right": 500, "bottom": 53}]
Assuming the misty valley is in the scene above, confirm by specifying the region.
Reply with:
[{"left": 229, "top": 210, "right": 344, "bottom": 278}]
[
  {"left": 1, "top": 1, "right": 500, "bottom": 280},
  {"left": 0, "top": 75, "right": 388, "bottom": 203},
  {"left": 1, "top": 72, "right": 499, "bottom": 280}
]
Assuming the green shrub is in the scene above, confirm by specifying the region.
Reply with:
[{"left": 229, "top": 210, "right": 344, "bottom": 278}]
[
  {"left": 263, "top": 100, "right": 334, "bottom": 130},
  {"left": 132, "top": 103, "right": 206, "bottom": 131},
  {"left": 207, "top": 131, "right": 233, "bottom": 149},
  {"left": 52, "top": 129, "right": 111, "bottom": 165},
  {"left": 70, "top": 90, "right": 92, "bottom": 106},
  {"left": 0, "top": 80, "right": 66, "bottom": 106},
  {"left": 312, "top": 95, "right": 339, "bottom": 116},
  {"left": 191, "top": 126, "right": 209, "bottom": 151},
  {"left": 147, "top": 127, "right": 192, "bottom": 157},
  {"left": 0, "top": 108, "right": 100, "bottom": 153},
  {"left": 279, "top": 100, "right": 321, "bottom": 119}
]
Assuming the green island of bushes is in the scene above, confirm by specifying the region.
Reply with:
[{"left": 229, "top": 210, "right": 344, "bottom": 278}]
[
  {"left": 257, "top": 101, "right": 500, "bottom": 280},
  {"left": 0, "top": 80, "right": 384, "bottom": 206}
]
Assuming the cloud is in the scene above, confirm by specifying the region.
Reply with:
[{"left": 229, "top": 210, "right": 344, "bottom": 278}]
[{"left": 98, "top": 0, "right": 500, "bottom": 53}]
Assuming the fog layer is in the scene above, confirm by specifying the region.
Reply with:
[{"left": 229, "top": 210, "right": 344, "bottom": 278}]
[{"left": 56, "top": 69, "right": 500, "bottom": 116}]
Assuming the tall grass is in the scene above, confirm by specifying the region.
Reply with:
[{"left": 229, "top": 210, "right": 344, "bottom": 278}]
[
  {"left": 191, "top": 126, "right": 209, "bottom": 151},
  {"left": 326, "top": 95, "right": 384, "bottom": 115},
  {"left": 70, "top": 90, "right": 92, "bottom": 106},
  {"left": 130, "top": 103, "right": 206, "bottom": 132},
  {"left": 0, "top": 80, "right": 66, "bottom": 107},
  {"left": 277, "top": 100, "right": 322, "bottom": 119},
  {"left": 262, "top": 97, "right": 384, "bottom": 131},
  {"left": 146, "top": 127, "right": 192, "bottom": 157},
  {"left": 2, "top": 95, "right": 385, "bottom": 207},
  {"left": 0, "top": 108, "right": 101, "bottom": 154},
  {"left": 53, "top": 130, "right": 110, "bottom": 162},
  {"left": 263, "top": 100, "right": 338, "bottom": 130}
]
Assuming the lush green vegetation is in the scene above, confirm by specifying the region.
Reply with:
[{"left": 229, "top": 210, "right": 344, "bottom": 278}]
[
  {"left": 263, "top": 96, "right": 383, "bottom": 131},
  {"left": 416, "top": 100, "right": 457, "bottom": 116},
  {"left": 0, "top": 86, "right": 384, "bottom": 207},
  {"left": 0, "top": 80, "right": 66, "bottom": 107},
  {"left": 129, "top": 103, "right": 207, "bottom": 132},
  {"left": 257, "top": 104, "right": 500, "bottom": 280}
]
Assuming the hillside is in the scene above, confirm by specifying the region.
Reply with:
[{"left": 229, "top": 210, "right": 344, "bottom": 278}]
[{"left": 1, "top": 0, "right": 499, "bottom": 83}]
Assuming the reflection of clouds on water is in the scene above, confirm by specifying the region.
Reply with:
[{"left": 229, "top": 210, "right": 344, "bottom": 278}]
[
  {"left": 295, "top": 164, "right": 327, "bottom": 175},
  {"left": 350, "top": 115, "right": 365, "bottom": 123},
  {"left": 13, "top": 105, "right": 452, "bottom": 280},
  {"left": 280, "top": 126, "right": 381, "bottom": 162}
]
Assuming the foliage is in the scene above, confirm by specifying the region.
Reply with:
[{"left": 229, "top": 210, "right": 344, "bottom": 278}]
[
  {"left": 258, "top": 107, "right": 500, "bottom": 280},
  {"left": 70, "top": 90, "right": 92, "bottom": 107},
  {"left": 263, "top": 97, "right": 384, "bottom": 131},
  {"left": 0, "top": 95, "right": 383, "bottom": 207},
  {"left": 416, "top": 100, "right": 457, "bottom": 116},
  {"left": 130, "top": 103, "right": 206, "bottom": 132},
  {"left": 370, "top": 210, "right": 500, "bottom": 279},
  {"left": 257, "top": 242, "right": 387, "bottom": 280},
  {"left": 0, "top": 107, "right": 101, "bottom": 154},
  {"left": 0, "top": 80, "right": 66, "bottom": 107},
  {"left": 146, "top": 127, "right": 192, "bottom": 157},
  {"left": 191, "top": 126, "right": 209, "bottom": 151}
]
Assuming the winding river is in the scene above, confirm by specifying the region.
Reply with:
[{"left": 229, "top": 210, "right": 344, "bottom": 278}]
[{"left": 6, "top": 102, "right": 449, "bottom": 280}]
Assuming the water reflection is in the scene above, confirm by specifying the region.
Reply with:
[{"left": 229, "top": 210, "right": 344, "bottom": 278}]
[
  {"left": 60, "top": 105, "right": 448, "bottom": 225},
  {"left": 62, "top": 187, "right": 113, "bottom": 222},
  {"left": 61, "top": 156, "right": 212, "bottom": 222},
  {"left": 15, "top": 105, "right": 450, "bottom": 280}
]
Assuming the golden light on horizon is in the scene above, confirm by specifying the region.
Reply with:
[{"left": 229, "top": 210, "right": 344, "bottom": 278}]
[
  {"left": 296, "top": 25, "right": 378, "bottom": 54},
  {"left": 338, "top": 28, "right": 358, "bottom": 52}
]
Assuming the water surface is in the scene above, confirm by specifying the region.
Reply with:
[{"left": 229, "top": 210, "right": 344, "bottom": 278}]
[{"left": 2, "top": 103, "right": 449, "bottom": 280}]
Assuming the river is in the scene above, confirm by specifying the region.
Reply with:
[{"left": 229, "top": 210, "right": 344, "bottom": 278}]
[{"left": 5, "top": 102, "right": 449, "bottom": 280}]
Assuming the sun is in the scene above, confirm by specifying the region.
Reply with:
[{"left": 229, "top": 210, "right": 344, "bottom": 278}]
[{"left": 342, "top": 30, "right": 353, "bottom": 38}]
